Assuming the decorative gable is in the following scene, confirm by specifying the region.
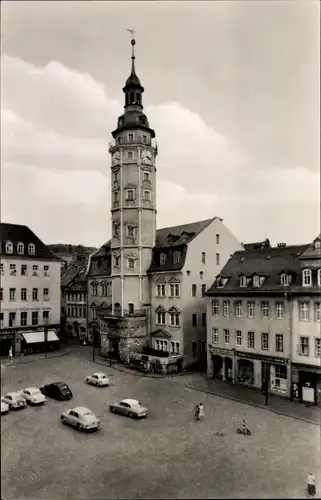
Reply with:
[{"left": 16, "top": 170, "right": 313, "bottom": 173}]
[
  {"left": 155, "top": 305, "right": 167, "bottom": 313},
  {"left": 151, "top": 328, "right": 172, "bottom": 339},
  {"left": 168, "top": 305, "right": 181, "bottom": 313},
  {"left": 124, "top": 252, "right": 138, "bottom": 260},
  {"left": 168, "top": 276, "right": 180, "bottom": 283},
  {"left": 156, "top": 276, "right": 167, "bottom": 284},
  {"left": 90, "top": 302, "right": 97, "bottom": 308},
  {"left": 124, "top": 220, "right": 138, "bottom": 228}
]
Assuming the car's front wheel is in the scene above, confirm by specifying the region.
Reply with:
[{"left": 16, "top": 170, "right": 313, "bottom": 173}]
[
  {"left": 76, "top": 424, "right": 82, "bottom": 431},
  {"left": 61, "top": 416, "right": 66, "bottom": 424},
  {"left": 110, "top": 407, "right": 115, "bottom": 413},
  {"left": 128, "top": 412, "right": 134, "bottom": 418}
]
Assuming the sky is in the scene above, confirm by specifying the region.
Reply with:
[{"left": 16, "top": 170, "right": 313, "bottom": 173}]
[{"left": 1, "top": 1, "right": 320, "bottom": 248}]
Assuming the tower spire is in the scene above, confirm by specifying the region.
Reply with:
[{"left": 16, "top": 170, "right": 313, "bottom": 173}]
[{"left": 127, "top": 29, "right": 136, "bottom": 76}]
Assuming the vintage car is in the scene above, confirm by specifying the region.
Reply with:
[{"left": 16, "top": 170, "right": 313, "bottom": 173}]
[
  {"left": 19, "top": 387, "right": 47, "bottom": 405},
  {"left": 1, "top": 392, "right": 27, "bottom": 410},
  {"left": 85, "top": 373, "right": 110, "bottom": 387},
  {"left": 109, "top": 398, "right": 148, "bottom": 419},
  {"left": 1, "top": 401, "right": 10, "bottom": 414},
  {"left": 60, "top": 406, "right": 100, "bottom": 432},
  {"left": 40, "top": 382, "right": 72, "bottom": 401}
]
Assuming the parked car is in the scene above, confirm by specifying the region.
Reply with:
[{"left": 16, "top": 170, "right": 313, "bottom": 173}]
[
  {"left": 60, "top": 406, "right": 100, "bottom": 432},
  {"left": 40, "top": 382, "right": 72, "bottom": 401},
  {"left": 19, "top": 387, "right": 46, "bottom": 405},
  {"left": 109, "top": 398, "right": 148, "bottom": 419},
  {"left": 1, "top": 401, "right": 10, "bottom": 414},
  {"left": 86, "top": 372, "right": 110, "bottom": 387},
  {"left": 1, "top": 392, "right": 27, "bottom": 410}
]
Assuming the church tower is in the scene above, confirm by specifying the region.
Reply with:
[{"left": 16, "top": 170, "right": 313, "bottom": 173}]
[{"left": 109, "top": 35, "right": 157, "bottom": 316}]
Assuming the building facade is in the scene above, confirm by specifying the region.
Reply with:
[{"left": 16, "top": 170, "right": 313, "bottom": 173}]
[{"left": 0, "top": 223, "right": 61, "bottom": 356}]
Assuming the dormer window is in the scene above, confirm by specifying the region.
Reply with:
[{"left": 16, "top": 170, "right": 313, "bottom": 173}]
[
  {"left": 17, "top": 242, "right": 24, "bottom": 255},
  {"left": 280, "top": 273, "right": 290, "bottom": 287},
  {"left": 28, "top": 243, "right": 35, "bottom": 255},
  {"left": 302, "top": 269, "right": 312, "bottom": 287},
  {"left": 253, "top": 275, "right": 260, "bottom": 287},
  {"left": 240, "top": 276, "right": 247, "bottom": 288},
  {"left": 314, "top": 240, "right": 320, "bottom": 249},
  {"left": 217, "top": 277, "right": 223, "bottom": 288},
  {"left": 318, "top": 269, "right": 321, "bottom": 287},
  {"left": 5, "top": 241, "right": 13, "bottom": 254},
  {"left": 160, "top": 253, "right": 166, "bottom": 266},
  {"left": 173, "top": 251, "right": 181, "bottom": 265}
]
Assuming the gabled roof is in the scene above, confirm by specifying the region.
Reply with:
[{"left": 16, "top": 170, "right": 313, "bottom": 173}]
[
  {"left": 0, "top": 223, "right": 61, "bottom": 261},
  {"left": 155, "top": 217, "right": 216, "bottom": 247},
  {"left": 148, "top": 244, "right": 187, "bottom": 273},
  {"left": 207, "top": 244, "right": 309, "bottom": 295},
  {"left": 61, "top": 254, "right": 90, "bottom": 288},
  {"left": 299, "top": 234, "right": 321, "bottom": 260},
  {"left": 242, "top": 239, "right": 270, "bottom": 251}
]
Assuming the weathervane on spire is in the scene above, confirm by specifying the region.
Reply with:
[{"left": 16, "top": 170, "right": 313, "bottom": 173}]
[{"left": 127, "top": 28, "right": 136, "bottom": 58}]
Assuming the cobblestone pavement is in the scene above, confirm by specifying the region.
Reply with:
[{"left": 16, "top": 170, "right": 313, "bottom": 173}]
[{"left": 1, "top": 354, "right": 320, "bottom": 499}]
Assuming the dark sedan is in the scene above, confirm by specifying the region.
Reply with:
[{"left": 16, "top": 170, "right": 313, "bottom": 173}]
[{"left": 40, "top": 382, "right": 73, "bottom": 401}]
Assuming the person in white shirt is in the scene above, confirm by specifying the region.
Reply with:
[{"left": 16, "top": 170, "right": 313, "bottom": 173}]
[
  {"left": 8, "top": 347, "right": 13, "bottom": 363},
  {"left": 307, "top": 472, "right": 316, "bottom": 496},
  {"left": 198, "top": 403, "right": 204, "bottom": 421}
]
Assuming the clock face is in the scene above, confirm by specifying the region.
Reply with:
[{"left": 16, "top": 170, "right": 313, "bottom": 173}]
[{"left": 141, "top": 150, "right": 152, "bottom": 163}]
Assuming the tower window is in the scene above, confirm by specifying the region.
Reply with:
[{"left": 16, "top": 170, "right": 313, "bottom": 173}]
[
  {"left": 127, "top": 258, "right": 135, "bottom": 270},
  {"left": 113, "top": 171, "right": 119, "bottom": 183},
  {"left": 143, "top": 170, "right": 150, "bottom": 181},
  {"left": 128, "top": 151, "right": 133, "bottom": 160},
  {"left": 113, "top": 191, "right": 119, "bottom": 203},
  {"left": 130, "top": 92, "right": 134, "bottom": 103},
  {"left": 127, "top": 226, "right": 136, "bottom": 238},
  {"left": 114, "top": 256, "right": 120, "bottom": 267},
  {"left": 126, "top": 189, "right": 135, "bottom": 201},
  {"left": 128, "top": 134, "right": 133, "bottom": 143},
  {"left": 143, "top": 190, "right": 151, "bottom": 202},
  {"left": 142, "top": 135, "right": 147, "bottom": 144}
]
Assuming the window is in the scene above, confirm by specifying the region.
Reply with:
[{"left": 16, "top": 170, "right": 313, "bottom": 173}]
[
  {"left": 9, "top": 312, "right": 16, "bottom": 327},
  {"left": 247, "top": 332, "right": 255, "bottom": 348},
  {"left": 236, "top": 330, "right": 242, "bottom": 346},
  {"left": 223, "top": 301, "right": 230, "bottom": 317},
  {"left": 142, "top": 135, "right": 147, "bottom": 144},
  {"left": 126, "top": 189, "right": 135, "bottom": 201},
  {"left": 192, "top": 313, "right": 197, "bottom": 327},
  {"left": 20, "top": 312, "right": 27, "bottom": 327},
  {"left": 127, "top": 258, "right": 135, "bottom": 270},
  {"left": 275, "top": 365, "right": 287, "bottom": 379},
  {"left": 160, "top": 253, "right": 166, "bottom": 266},
  {"left": 253, "top": 275, "right": 261, "bottom": 287},
  {"left": 32, "top": 311, "right": 38, "bottom": 326},
  {"left": 169, "top": 283, "right": 180, "bottom": 297},
  {"left": 113, "top": 191, "right": 119, "bottom": 203},
  {"left": 0, "top": 288, "right": 2, "bottom": 301},
  {"left": 128, "top": 133, "right": 133, "bottom": 142},
  {"left": 276, "top": 302, "right": 284, "bottom": 319},
  {"left": 302, "top": 269, "right": 312, "bottom": 287},
  {"left": 43, "top": 288, "right": 49, "bottom": 300},
  {"left": 212, "top": 328, "right": 219, "bottom": 344},
  {"left": 216, "top": 253, "right": 220, "bottom": 266},
  {"left": 0, "top": 313, "right": 3, "bottom": 328},
  {"left": 28, "top": 243, "right": 35, "bottom": 255},
  {"left": 247, "top": 301, "right": 255, "bottom": 318},
  {"left": 186, "top": 270, "right": 191, "bottom": 276},
  {"left": 32, "top": 288, "right": 38, "bottom": 301},
  {"left": 212, "top": 300, "right": 219, "bottom": 316},
  {"left": 17, "top": 242, "right": 24, "bottom": 254},
  {"left": 156, "top": 284, "right": 166, "bottom": 297},
  {"left": 240, "top": 276, "right": 247, "bottom": 288},
  {"left": 9, "top": 288, "right": 16, "bottom": 301},
  {"left": 21, "top": 288, "right": 27, "bottom": 301},
  {"left": 216, "top": 234, "right": 220, "bottom": 244},
  {"left": 155, "top": 339, "right": 168, "bottom": 352},
  {"left": 143, "top": 170, "right": 150, "bottom": 181},
  {"left": 6, "top": 241, "right": 13, "bottom": 253},
  {"left": 128, "top": 303, "right": 134, "bottom": 315},
  {"left": 224, "top": 329, "right": 230, "bottom": 344},
  {"left": 315, "top": 303, "right": 320, "bottom": 322},
  {"left": 91, "top": 283, "right": 98, "bottom": 296},
  {"left": 280, "top": 273, "right": 290, "bottom": 286},
  {"left": 156, "top": 311, "right": 166, "bottom": 325},
  {"left": 235, "top": 301, "right": 243, "bottom": 317},
  {"left": 127, "top": 226, "right": 136, "bottom": 239},
  {"left": 192, "top": 284, "right": 197, "bottom": 297},
  {"left": 114, "top": 255, "right": 120, "bottom": 267},
  {"left": 201, "top": 284, "right": 206, "bottom": 297},
  {"left": 143, "top": 190, "right": 151, "bottom": 202},
  {"left": 0, "top": 263, "right": 3, "bottom": 275},
  {"left": 199, "top": 271, "right": 203, "bottom": 280},
  {"left": 127, "top": 151, "right": 133, "bottom": 160},
  {"left": 201, "top": 252, "right": 206, "bottom": 264},
  {"left": 101, "top": 284, "right": 108, "bottom": 296},
  {"left": 92, "top": 308, "right": 97, "bottom": 320},
  {"left": 44, "top": 265, "right": 49, "bottom": 277},
  {"left": 113, "top": 222, "right": 119, "bottom": 237},
  {"left": 275, "top": 334, "right": 284, "bottom": 352},
  {"left": 299, "top": 302, "right": 310, "bottom": 321},
  {"left": 261, "top": 333, "right": 269, "bottom": 350},
  {"left": 171, "top": 341, "right": 180, "bottom": 355},
  {"left": 21, "top": 264, "right": 27, "bottom": 276},
  {"left": 10, "top": 264, "right": 16, "bottom": 276},
  {"left": 315, "top": 338, "right": 321, "bottom": 358},
  {"left": 32, "top": 265, "right": 39, "bottom": 276},
  {"left": 113, "top": 171, "right": 119, "bottom": 183},
  {"left": 170, "top": 311, "right": 180, "bottom": 327},
  {"left": 299, "top": 337, "right": 309, "bottom": 356},
  {"left": 202, "top": 313, "right": 207, "bottom": 327},
  {"left": 261, "top": 301, "right": 269, "bottom": 318},
  {"left": 173, "top": 252, "right": 180, "bottom": 265}
]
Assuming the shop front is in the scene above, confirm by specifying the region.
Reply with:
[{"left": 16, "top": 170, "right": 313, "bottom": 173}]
[
  {"left": 21, "top": 330, "right": 60, "bottom": 355},
  {"left": 292, "top": 364, "right": 321, "bottom": 406},
  {"left": 209, "top": 347, "right": 235, "bottom": 382}
]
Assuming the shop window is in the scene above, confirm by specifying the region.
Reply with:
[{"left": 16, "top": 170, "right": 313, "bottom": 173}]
[{"left": 275, "top": 365, "right": 287, "bottom": 379}]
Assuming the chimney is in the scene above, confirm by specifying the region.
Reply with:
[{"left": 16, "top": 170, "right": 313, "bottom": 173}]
[{"left": 277, "top": 243, "right": 286, "bottom": 248}]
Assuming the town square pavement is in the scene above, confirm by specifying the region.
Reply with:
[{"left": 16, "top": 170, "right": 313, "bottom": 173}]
[{"left": 1, "top": 353, "right": 320, "bottom": 499}]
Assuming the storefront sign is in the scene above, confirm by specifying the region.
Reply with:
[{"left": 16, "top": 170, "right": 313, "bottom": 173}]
[
  {"left": 0, "top": 334, "right": 13, "bottom": 340},
  {"left": 210, "top": 346, "right": 234, "bottom": 356},
  {"left": 235, "top": 351, "right": 288, "bottom": 365},
  {"left": 302, "top": 386, "right": 315, "bottom": 404}
]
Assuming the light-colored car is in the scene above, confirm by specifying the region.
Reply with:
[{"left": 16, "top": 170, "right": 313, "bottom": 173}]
[
  {"left": 1, "top": 401, "right": 9, "bottom": 414},
  {"left": 60, "top": 406, "right": 100, "bottom": 431},
  {"left": 1, "top": 392, "right": 27, "bottom": 410},
  {"left": 19, "top": 387, "right": 46, "bottom": 405},
  {"left": 86, "top": 372, "right": 110, "bottom": 387},
  {"left": 109, "top": 398, "right": 148, "bottom": 419}
]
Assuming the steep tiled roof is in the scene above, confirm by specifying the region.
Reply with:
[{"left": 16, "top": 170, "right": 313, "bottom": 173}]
[
  {"left": 88, "top": 241, "right": 111, "bottom": 277},
  {"left": 148, "top": 244, "right": 187, "bottom": 273},
  {"left": 299, "top": 235, "right": 321, "bottom": 260},
  {"left": 0, "top": 223, "right": 60, "bottom": 261},
  {"left": 61, "top": 254, "right": 90, "bottom": 288},
  {"left": 243, "top": 239, "right": 270, "bottom": 251},
  {"left": 207, "top": 244, "right": 309, "bottom": 295},
  {"left": 155, "top": 217, "right": 216, "bottom": 247}
]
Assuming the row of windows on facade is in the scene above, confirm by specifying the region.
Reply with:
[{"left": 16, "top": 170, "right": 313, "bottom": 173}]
[
  {"left": 211, "top": 299, "right": 321, "bottom": 322},
  {"left": 115, "top": 131, "right": 149, "bottom": 145},
  {"left": 91, "top": 283, "right": 111, "bottom": 296},
  {"left": 66, "top": 306, "right": 86, "bottom": 319},
  {"left": 155, "top": 283, "right": 180, "bottom": 298},
  {"left": 0, "top": 263, "right": 50, "bottom": 277},
  {"left": 113, "top": 188, "right": 152, "bottom": 204},
  {"left": 2, "top": 242, "right": 36, "bottom": 255},
  {"left": 156, "top": 310, "right": 181, "bottom": 327},
  {"left": 113, "top": 224, "right": 137, "bottom": 239},
  {"left": 158, "top": 251, "right": 220, "bottom": 267},
  {"left": 0, "top": 288, "right": 50, "bottom": 301},
  {"left": 66, "top": 292, "right": 86, "bottom": 303},
  {"left": 0, "top": 310, "right": 50, "bottom": 328},
  {"left": 211, "top": 328, "right": 321, "bottom": 358},
  {"left": 154, "top": 339, "right": 180, "bottom": 355},
  {"left": 217, "top": 270, "right": 321, "bottom": 289},
  {"left": 113, "top": 170, "right": 151, "bottom": 184}
]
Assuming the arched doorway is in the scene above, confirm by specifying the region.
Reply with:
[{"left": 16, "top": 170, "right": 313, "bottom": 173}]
[
  {"left": 212, "top": 355, "right": 223, "bottom": 380},
  {"left": 237, "top": 359, "right": 254, "bottom": 386},
  {"left": 225, "top": 357, "right": 233, "bottom": 382}
]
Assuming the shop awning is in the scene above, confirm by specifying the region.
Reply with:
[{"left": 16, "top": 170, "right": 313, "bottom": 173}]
[{"left": 22, "top": 330, "right": 59, "bottom": 344}]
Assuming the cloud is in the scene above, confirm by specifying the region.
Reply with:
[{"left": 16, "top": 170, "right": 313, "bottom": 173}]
[{"left": 1, "top": 54, "right": 319, "bottom": 247}]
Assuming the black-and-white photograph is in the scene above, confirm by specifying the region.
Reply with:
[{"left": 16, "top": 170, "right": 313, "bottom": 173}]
[{"left": 1, "top": 1, "right": 320, "bottom": 499}]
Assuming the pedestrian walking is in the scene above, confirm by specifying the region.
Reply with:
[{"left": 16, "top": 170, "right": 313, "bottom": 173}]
[
  {"left": 198, "top": 403, "right": 204, "bottom": 421},
  {"left": 194, "top": 404, "right": 200, "bottom": 421},
  {"left": 307, "top": 472, "right": 316, "bottom": 496},
  {"left": 8, "top": 346, "right": 13, "bottom": 363}
]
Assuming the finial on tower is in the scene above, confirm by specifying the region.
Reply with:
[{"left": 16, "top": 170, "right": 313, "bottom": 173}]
[{"left": 127, "top": 28, "right": 136, "bottom": 59}]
